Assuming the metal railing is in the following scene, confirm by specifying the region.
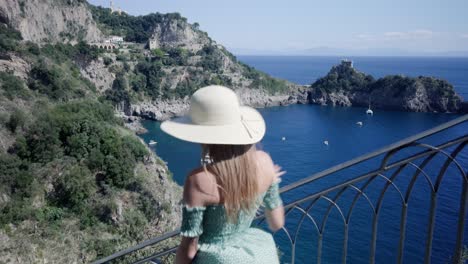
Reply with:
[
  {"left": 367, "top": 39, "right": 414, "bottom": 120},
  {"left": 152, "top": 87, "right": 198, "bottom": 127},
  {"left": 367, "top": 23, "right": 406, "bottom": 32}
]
[{"left": 93, "top": 114, "right": 468, "bottom": 264}]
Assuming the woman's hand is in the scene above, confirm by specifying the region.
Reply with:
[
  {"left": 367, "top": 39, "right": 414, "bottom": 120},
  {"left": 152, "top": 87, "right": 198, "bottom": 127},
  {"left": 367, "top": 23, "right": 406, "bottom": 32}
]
[{"left": 274, "top": 164, "right": 286, "bottom": 183}]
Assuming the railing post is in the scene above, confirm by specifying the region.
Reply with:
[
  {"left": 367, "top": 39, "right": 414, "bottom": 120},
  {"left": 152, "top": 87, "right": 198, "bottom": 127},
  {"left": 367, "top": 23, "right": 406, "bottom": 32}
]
[
  {"left": 424, "top": 192, "right": 437, "bottom": 264},
  {"left": 342, "top": 223, "right": 348, "bottom": 264},
  {"left": 317, "top": 233, "right": 323, "bottom": 264},
  {"left": 453, "top": 180, "right": 468, "bottom": 264},
  {"left": 397, "top": 202, "right": 408, "bottom": 264},
  {"left": 370, "top": 212, "right": 378, "bottom": 264}
]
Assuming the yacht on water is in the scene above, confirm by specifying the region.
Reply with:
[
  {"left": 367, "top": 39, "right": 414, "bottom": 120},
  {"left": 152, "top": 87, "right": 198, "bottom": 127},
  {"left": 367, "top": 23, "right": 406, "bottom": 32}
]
[
  {"left": 366, "top": 99, "right": 374, "bottom": 115},
  {"left": 149, "top": 140, "right": 157, "bottom": 145}
]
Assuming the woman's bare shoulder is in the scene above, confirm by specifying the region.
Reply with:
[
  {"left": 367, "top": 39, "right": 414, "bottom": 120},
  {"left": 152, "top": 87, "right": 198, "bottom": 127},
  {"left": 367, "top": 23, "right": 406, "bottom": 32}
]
[
  {"left": 183, "top": 167, "right": 218, "bottom": 207},
  {"left": 255, "top": 150, "right": 276, "bottom": 187},
  {"left": 255, "top": 150, "right": 274, "bottom": 165}
]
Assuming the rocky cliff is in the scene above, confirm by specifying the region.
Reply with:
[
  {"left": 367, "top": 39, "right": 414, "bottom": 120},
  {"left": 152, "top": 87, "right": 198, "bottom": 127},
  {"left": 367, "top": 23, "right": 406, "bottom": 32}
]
[
  {"left": 0, "top": 0, "right": 102, "bottom": 44},
  {"left": 85, "top": 6, "right": 308, "bottom": 121},
  {"left": 0, "top": 1, "right": 185, "bottom": 263},
  {"left": 309, "top": 61, "right": 464, "bottom": 113}
]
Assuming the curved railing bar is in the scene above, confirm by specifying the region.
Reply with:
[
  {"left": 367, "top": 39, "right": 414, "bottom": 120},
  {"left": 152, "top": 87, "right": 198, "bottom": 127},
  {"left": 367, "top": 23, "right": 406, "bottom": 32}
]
[
  {"left": 346, "top": 177, "right": 378, "bottom": 223},
  {"left": 293, "top": 200, "right": 321, "bottom": 241},
  {"left": 374, "top": 171, "right": 406, "bottom": 212},
  {"left": 405, "top": 157, "right": 437, "bottom": 201},
  {"left": 91, "top": 229, "right": 180, "bottom": 264},
  {"left": 279, "top": 136, "right": 467, "bottom": 218},
  {"left": 416, "top": 142, "right": 467, "bottom": 263},
  {"left": 318, "top": 195, "right": 347, "bottom": 233},
  {"left": 397, "top": 159, "right": 435, "bottom": 264},
  {"left": 369, "top": 172, "right": 406, "bottom": 264},
  {"left": 346, "top": 183, "right": 377, "bottom": 221},
  {"left": 432, "top": 142, "right": 467, "bottom": 189},
  {"left": 291, "top": 203, "right": 321, "bottom": 264},
  {"left": 431, "top": 142, "right": 467, "bottom": 263},
  {"left": 133, "top": 246, "right": 177, "bottom": 264},
  {"left": 320, "top": 187, "right": 349, "bottom": 230},
  {"left": 381, "top": 136, "right": 467, "bottom": 173}
]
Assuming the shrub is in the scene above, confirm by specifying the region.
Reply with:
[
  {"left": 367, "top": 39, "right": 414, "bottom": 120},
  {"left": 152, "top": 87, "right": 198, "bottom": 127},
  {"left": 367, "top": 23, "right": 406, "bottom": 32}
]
[
  {"left": 52, "top": 165, "right": 96, "bottom": 210},
  {"left": 0, "top": 72, "right": 29, "bottom": 99},
  {"left": 6, "top": 109, "right": 26, "bottom": 133},
  {"left": 105, "top": 75, "right": 130, "bottom": 105},
  {"left": 103, "top": 56, "right": 113, "bottom": 66},
  {"left": 0, "top": 25, "right": 22, "bottom": 53}
]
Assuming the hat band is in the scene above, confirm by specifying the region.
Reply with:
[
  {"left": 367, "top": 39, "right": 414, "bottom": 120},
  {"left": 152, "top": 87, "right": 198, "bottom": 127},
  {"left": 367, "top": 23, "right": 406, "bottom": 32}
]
[{"left": 241, "top": 116, "right": 261, "bottom": 139}]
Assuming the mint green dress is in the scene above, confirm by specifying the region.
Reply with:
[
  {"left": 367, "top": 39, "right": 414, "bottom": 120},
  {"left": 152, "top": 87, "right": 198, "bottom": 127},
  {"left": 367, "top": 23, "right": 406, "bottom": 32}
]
[{"left": 181, "top": 182, "right": 283, "bottom": 264}]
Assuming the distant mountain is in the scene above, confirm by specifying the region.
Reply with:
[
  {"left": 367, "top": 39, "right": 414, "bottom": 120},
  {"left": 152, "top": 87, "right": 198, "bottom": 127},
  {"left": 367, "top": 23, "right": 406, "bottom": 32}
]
[{"left": 231, "top": 46, "right": 468, "bottom": 57}]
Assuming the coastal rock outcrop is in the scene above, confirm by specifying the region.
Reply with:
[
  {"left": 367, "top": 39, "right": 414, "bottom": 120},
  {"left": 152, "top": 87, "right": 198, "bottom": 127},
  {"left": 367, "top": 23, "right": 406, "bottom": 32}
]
[
  {"left": 309, "top": 60, "right": 464, "bottom": 113},
  {"left": 148, "top": 16, "right": 210, "bottom": 53},
  {"left": 0, "top": 0, "right": 102, "bottom": 44},
  {"left": 129, "top": 86, "right": 309, "bottom": 122}
]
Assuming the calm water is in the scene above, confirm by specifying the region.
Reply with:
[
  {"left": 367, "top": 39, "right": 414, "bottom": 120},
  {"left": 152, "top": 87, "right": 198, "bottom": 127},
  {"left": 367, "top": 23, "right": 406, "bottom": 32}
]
[{"left": 139, "top": 56, "right": 468, "bottom": 263}]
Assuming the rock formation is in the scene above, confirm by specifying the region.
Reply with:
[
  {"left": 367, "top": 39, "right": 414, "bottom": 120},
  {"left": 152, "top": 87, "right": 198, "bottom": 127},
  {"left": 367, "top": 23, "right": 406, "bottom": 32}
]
[
  {"left": 309, "top": 60, "right": 464, "bottom": 113},
  {"left": 0, "top": 0, "right": 102, "bottom": 44}
]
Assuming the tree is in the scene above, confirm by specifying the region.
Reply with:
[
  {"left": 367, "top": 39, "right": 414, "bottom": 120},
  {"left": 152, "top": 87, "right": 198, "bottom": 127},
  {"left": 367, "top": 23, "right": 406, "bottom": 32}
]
[{"left": 6, "top": 109, "right": 26, "bottom": 133}]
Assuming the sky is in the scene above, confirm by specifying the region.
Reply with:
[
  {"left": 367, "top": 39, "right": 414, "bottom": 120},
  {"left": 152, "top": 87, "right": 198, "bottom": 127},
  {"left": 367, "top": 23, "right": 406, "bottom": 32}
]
[{"left": 88, "top": 0, "right": 468, "bottom": 56}]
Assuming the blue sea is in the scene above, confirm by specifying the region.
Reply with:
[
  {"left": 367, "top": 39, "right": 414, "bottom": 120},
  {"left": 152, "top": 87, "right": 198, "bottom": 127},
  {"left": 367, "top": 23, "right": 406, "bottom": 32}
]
[{"left": 139, "top": 56, "right": 468, "bottom": 263}]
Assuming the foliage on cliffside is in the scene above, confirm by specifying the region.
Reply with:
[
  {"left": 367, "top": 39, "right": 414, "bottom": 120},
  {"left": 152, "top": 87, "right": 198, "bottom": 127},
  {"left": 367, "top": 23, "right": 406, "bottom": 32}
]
[
  {"left": 89, "top": 5, "right": 291, "bottom": 102},
  {"left": 311, "top": 62, "right": 375, "bottom": 93},
  {"left": 310, "top": 61, "right": 463, "bottom": 112},
  {"left": 0, "top": 23, "right": 180, "bottom": 263},
  {"left": 89, "top": 5, "right": 187, "bottom": 43}
]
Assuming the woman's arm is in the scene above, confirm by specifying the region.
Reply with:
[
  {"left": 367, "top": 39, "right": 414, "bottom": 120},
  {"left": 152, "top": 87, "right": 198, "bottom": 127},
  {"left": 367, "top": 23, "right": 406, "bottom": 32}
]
[
  {"left": 175, "top": 237, "right": 198, "bottom": 264},
  {"left": 175, "top": 170, "right": 208, "bottom": 264},
  {"left": 257, "top": 151, "right": 286, "bottom": 232},
  {"left": 266, "top": 206, "right": 285, "bottom": 232}
]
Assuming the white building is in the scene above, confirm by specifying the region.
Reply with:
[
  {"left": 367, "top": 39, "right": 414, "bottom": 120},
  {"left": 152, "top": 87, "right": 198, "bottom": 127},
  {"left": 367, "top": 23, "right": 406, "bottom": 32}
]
[
  {"left": 149, "top": 39, "right": 159, "bottom": 50},
  {"left": 109, "top": 36, "right": 124, "bottom": 43}
]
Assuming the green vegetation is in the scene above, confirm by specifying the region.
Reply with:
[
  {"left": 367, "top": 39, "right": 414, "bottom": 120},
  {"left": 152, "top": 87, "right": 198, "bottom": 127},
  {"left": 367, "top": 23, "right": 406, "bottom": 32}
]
[
  {"left": 0, "top": 72, "right": 30, "bottom": 99},
  {"left": 6, "top": 109, "right": 26, "bottom": 133},
  {"left": 0, "top": 22, "right": 177, "bottom": 261},
  {"left": 0, "top": 99, "right": 162, "bottom": 259},
  {"left": 241, "top": 62, "right": 289, "bottom": 94},
  {"left": 89, "top": 5, "right": 187, "bottom": 43},
  {"left": 0, "top": 25, "right": 22, "bottom": 53},
  {"left": 312, "top": 62, "right": 374, "bottom": 93}
]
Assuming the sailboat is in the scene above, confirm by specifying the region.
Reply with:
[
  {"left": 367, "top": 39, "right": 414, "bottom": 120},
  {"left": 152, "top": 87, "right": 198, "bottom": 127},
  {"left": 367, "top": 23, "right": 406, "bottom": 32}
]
[{"left": 366, "top": 98, "right": 374, "bottom": 115}]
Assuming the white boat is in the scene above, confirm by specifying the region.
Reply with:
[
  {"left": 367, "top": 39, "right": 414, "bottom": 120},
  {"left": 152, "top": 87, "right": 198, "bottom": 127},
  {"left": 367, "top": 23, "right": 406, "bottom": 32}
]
[
  {"left": 323, "top": 140, "right": 329, "bottom": 146},
  {"left": 281, "top": 137, "right": 286, "bottom": 141},
  {"left": 356, "top": 121, "right": 363, "bottom": 126},
  {"left": 149, "top": 140, "right": 157, "bottom": 145},
  {"left": 366, "top": 100, "right": 374, "bottom": 115}
]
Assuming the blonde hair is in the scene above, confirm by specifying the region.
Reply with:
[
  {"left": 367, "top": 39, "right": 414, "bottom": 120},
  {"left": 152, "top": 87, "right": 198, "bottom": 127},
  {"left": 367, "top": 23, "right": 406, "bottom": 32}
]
[{"left": 202, "top": 144, "right": 258, "bottom": 222}]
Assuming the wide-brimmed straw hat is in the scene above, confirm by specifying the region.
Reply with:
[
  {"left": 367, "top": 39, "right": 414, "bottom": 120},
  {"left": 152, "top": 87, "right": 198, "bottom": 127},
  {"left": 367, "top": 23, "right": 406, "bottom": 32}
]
[{"left": 161, "top": 85, "right": 266, "bottom": 145}]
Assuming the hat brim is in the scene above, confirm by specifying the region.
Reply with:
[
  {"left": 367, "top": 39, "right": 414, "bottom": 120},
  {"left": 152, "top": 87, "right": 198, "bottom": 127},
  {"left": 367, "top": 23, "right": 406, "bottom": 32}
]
[{"left": 160, "top": 106, "right": 265, "bottom": 145}]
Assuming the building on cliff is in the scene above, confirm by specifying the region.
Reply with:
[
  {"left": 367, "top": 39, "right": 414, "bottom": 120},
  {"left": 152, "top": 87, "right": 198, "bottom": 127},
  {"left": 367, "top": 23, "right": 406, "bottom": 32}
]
[
  {"left": 341, "top": 59, "right": 353, "bottom": 68},
  {"left": 110, "top": 0, "right": 126, "bottom": 15}
]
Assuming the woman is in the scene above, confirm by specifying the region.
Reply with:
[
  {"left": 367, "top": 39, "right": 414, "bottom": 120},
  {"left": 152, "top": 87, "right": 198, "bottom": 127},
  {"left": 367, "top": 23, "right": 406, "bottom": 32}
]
[{"left": 161, "top": 85, "right": 285, "bottom": 264}]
